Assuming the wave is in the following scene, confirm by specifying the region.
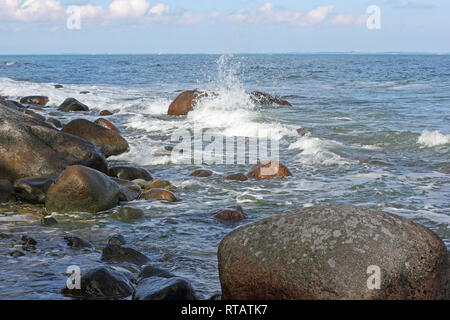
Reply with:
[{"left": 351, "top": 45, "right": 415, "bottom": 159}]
[
  {"left": 417, "top": 130, "right": 450, "bottom": 147},
  {"left": 3, "top": 62, "right": 17, "bottom": 67}
]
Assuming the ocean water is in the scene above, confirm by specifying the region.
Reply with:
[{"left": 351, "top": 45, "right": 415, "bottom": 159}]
[{"left": 0, "top": 54, "right": 449, "bottom": 299}]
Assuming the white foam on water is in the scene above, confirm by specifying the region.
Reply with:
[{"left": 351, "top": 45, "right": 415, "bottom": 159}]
[
  {"left": 417, "top": 130, "right": 450, "bottom": 147},
  {"left": 288, "top": 133, "right": 353, "bottom": 166}
]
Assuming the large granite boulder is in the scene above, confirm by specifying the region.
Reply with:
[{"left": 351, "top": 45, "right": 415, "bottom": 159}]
[
  {"left": 218, "top": 205, "right": 449, "bottom": 300},
  {"left": 168, "top": 90, "right": 208, "bottom": 116}
]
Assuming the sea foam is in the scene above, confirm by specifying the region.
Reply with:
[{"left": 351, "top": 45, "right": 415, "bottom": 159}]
[{"left": 417, "top": 130, "right": 450, "bottom": 147}]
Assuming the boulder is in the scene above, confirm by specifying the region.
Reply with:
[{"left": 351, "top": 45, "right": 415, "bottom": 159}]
[
  {"left": 13, "top": 176, "right": 55, "bottom": 204},
  {"left": 0, "top": 179, "right": 15, "bottom": 202},
  {"left": 94, "top": 118, "right": 119, "bottom": 132},
  {"left": 0, "top": 98, "right": 25, "bottom": 110},
  {"left": 144, "top": 178, "right": 172, "bottom": 190},
  {"left": 64, "top": 235, "right": 93, "bottom": 249},
  {"left": 168, "top": 90, "right": 208, "bottom": 116},
  {"left": 249, "top": 91, "right": 292, "bottom": 107},
  {"left": 62, "top": 119, "right": 129, "bottom": 158},
  {"left": 225, "top": 173, "right": 248, "bottom": 182},
  {"left": 58, "top": 98, "right": 89, "bottom": 112},
  {"left": 101, "top": 244, "right": 150, "bottom": 266},
  {"left": 108, "top": 235, "right": 126, "bottom": 246},
  {"left": 61, "top": 266, "right": 133, "bottom": 299},
  {"left": 19, "top": 96, "right": 49, "bottom": 106},
  {"left": 41, "top": 216, "right": 58, "bottom": 226},
  {"left": 190, "top": 169, "right": 213, "bottom": 178},
  {"left": 140, "top": 189, "right": 177, "bottom": 202},
  {"left": 218, "top": 205, "right": 449, "bottom": 300},
  {"left": 46, "top": 118, "right": 63, "bottom": 128},
  {"left": 211, "top": 205, "right": 247, "bottom": 222},
  {"left": 54, "top": 84, "right": 63, "bottom": 89},
  {"left": 247, "top": 161, "right": 292, "bottom": 179},
  {"left": 133, "top": 277, "right": 196, "bottom": 300},
  {"left": 0, "top": 106, "right": 107, "bottom": 182},
  {"left": 139, "top": 265, "right": 175, "bottom": 279},
  {"left": 45, "top": 165, "right": 121, "bottom": 213},
  {"left": 108, "top": 165, "right": 152, "bottom": 181},
  {"left": 112, "top": 178, "right": 141, "bottom": 202},
  {"left": 99, "top": 110, "right": 113, "bottom": 116}
]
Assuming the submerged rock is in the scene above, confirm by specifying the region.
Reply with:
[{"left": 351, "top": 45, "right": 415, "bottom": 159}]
[
  {"left": 249, "top": 91, "right": 292, "bottom": 107},
  {"left": 61, "top": 266, "right": 133, "bottom": 299},
  {"left": 247, "top": 161, "right": 292, "bottom": 179},
  {"left": 139, "top": 265, "right": 175, "bottom": 279},
  {"left": 211, "top": 205, "right": 247, "bottom": 222},
  {"left": 218, "top": 205, "right": 449, "bottom": 300},
  {"left": 101, "top": 244, "right": 150, "bottom": 266},
  {"left": 0, "top": 179, "right": 16, "bottom": 203},
  {"left": 99, "top": 110, "right": 113, "bottom": 116},
  {"left": 112, "top": 207, "right": 144, "bottom": 223},
  {"left": 46, "top": 165, "right": 121, "bottom": 213},
  {"left": 13, "top": 176, "right": 55, "bottom": 204},
  {"left": 58, "top": 98, "right": 89, "bottom": 112},
  {"left": 10, "top": 250, "right": 25, "bottom": 257},
  {"left": 64, "top": 235, "right": 93, "bottom": 249},
  {"left": 133, "top": 277, "right": 196, "bottom": 300},
  {"left": 41, "top": 216, "right": 58, "bottom": 226},
  {"left": 297, "top": 127, "right": 315, "bottom": 136},
  {"left": 112, "top": 178, "right": 141, "bottom": 202},
  {"left": 108, "top": 235, "right": 126, "bottom": 246},
  {"left": 62, "top": 119, "right": 129, "bottom": 158},
  {"left": 225, "top": 173, "right": 248, "bottom": 182},
  {"left": 168, "top": 90, "right": 209, "bottom": 116},
  {"left": 140, "top": 189, "right": 177, "bottom": 202},
  {"left": 189, "top": 169, "right": 213, "bottom": 178},
  {"left": 20, "top": 96, "right": 49, "bottom": 106},
  {"left": 0, "top": 106, "right": 107, "bottom": 182},
  {"left": 108, "top": 165, "right": 152, "bottom": 181}
]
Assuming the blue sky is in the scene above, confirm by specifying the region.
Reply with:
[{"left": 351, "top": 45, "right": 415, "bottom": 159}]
[{"left": 0, "top": 0, "right": 449, "bottom": 54}]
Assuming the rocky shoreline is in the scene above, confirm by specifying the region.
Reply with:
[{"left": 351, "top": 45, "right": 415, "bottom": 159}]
[{"left": 0, "top": 93, "right": 448, "bottom": 300}]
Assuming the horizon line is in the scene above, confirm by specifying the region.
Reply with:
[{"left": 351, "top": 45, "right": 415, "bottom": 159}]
[{"left": 1, "top": 52, "right": 449, "bottom": 56}]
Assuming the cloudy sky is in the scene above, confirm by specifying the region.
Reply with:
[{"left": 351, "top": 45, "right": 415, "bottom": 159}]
[{"left": 0, "top": 0, "right": 448, "bottom": 54}]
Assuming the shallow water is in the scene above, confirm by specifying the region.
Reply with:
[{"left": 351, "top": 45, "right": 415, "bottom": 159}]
[{"left": 0, "top": 54, "right": 449, "bottom": 299}]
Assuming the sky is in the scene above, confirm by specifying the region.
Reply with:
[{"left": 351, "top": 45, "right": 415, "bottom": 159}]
[{"left": 0, "top": 0, "right": 449, "bottom": 54}]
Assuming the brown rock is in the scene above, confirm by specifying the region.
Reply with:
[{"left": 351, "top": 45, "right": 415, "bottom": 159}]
[
  {"left": 247, "top": 161, "right": 292, "bottom": 179},
  {"left": 20, "top": 96, "right": 49, "bottom": 106},
  {"left": 95, "top": 118, "right": 120, "bottom": 132},
  {"left": 211, "top": 205, "right": 247, "bottom": 222},
  {"left": 58, "top": 98, "right": 89, "bottom": 112},
  {"left": 218, "top": 205, "right": 449, "bottom": 300},
  {"left": 25, "top": 109, "right": 46, "bottom": 121},
  {"left": 225, "top": 173, "right": 248, "bottom": 182},
  {"left": 62, "top": 119, "right": 129, "bottom": 158},
  {"left": 140, "top": 189, "right": 177, "bottom": 202},
  {"left": 108, "top": 165, "right": 152, "bottom": 181},
  {"left": 168, "top": 90, "right": 208, "bottom": 116},
  {"left": 144, "top": 178, "right": 172, "bottom": 190},
  {"left": 190, "top": 169, "right": 213, "bottom": 178},
  {"left": 99, "top": 110, "right": 113, "bottom": 116},
  {"left": 0, "top": 179, "right": 15, "bottom": 202},
  {"left": 45, "top": 165, "right": 121, "bottom": 213}
]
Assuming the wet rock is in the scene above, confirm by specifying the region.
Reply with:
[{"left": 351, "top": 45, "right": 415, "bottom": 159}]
[
  {"left": 62, "top": 119, "right": 129, "bottom": 157},
  {"left": 218, "top": 205, "right": 449, "bottom": 300},
  {"left": 10, "top": 250, "right": 25, "bottom": 257},
  {"left": 112, "top": 178, "right": 141, "bottom": 202},
  {"left": 102, "top": 244, "right": 150, "bottom": 266},
  {"left": 21, "top": 235, "right": 37, "bottom": 251},
  {"left": 25, "top": 109, "right": 46, "bottom": 121},
  {"left": 108, "top": 165, "right": 152, "bottom": 181},
  {"left": 189, "top": 169, "right": 213, "bottom": 178},
  {"left": 112, "top": 207, "right": 144, "bottom": 223},
  {"left": 1, "top": 99, "right": 26, "bottom": 110},
  {"left": 225, "top": 173, "right": 248, "bottom": 182},
  {"left": 54, "top": 84, "right": 63, "bottom": 89},
  {"left": 168, "top": 90, "right": 209, "bottom": 116},
  {"left": 46, "top": 118, "right": 63, "bottom": 128},
  {"left": 297, "top": 127, "right": 314, "bottom": 136},
  {"left": 108, "top": 235, "right": 126, "bottom": 246},
  {"left": 58, "top": 98, "right": 89, "bottom": 112},
  {"left": 132, "top": 179, "right": 147, "bottom": 188},
  {"left": 20, "top": 96, "right": 49, "bottom": 106},
  {"left": 132, "top": 277, "right": 196, "bottom": 300},
  {"left": 64, "top": 235, "right": 93, "bottom": 249},
  {"left": 0, "top": 179, "right": 16, "bottom": 202},
  {"left": 46, "top": 165, "right": 121, "bottom": 213},
  {"left": 61, "top": 266, "right": 133, "bottom": 299},
  {"left": 211, "top": 205, "right": 247, "bottom": 222},
  {"left": 41, "top": 216, "right": 58, "bottom": 226},
  {"left": 247, "top": 161, "right": 292, "bottom": 179},
  {"left": 79, "top": 91, "right": 90, "bottom": 95},
  {"left": 0, "top": 105, "right": 107, "bottom": 182},
  {"left": 139, "top": 265, "right": 175, "bottom": 279},
  {"left": 356, "top": 156, "right": 391, "bottom": 166},
  {"left": 13, "top": 176, "right": 55, "bottom": 204},
  {"left": 144, "top": 178, "right": 172, "bottom": 190},
  {"left": 99, "top": 110, "right": 113, "bottom": 116},
  {"left": 209, "top": 294, "right": 222, "bottom": 300},
  {"left": 140, "top": 189, "right": 177, "bottom": 202},
  {"left": 94, "top": 118, "right": 119, "bottom": 132},
  {"left": 249, "top": 91, "right": 292, "bottom": 107}
]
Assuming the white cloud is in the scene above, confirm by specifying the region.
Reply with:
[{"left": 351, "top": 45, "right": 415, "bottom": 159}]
[
  {"left": 149, "top": 3, "right": 170, "bottom": 16},
  {"left": 301, "top": 5, "right": 334, "bottom": 25},
  {"left": 331, "top": 13, "right": 368, "bottom": 26},
  {"left": 0, "top": 0, "right": 65, "bottom": 22},
  {"left": 109, "top": 0, "right": 150, "bottom": 19}
]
